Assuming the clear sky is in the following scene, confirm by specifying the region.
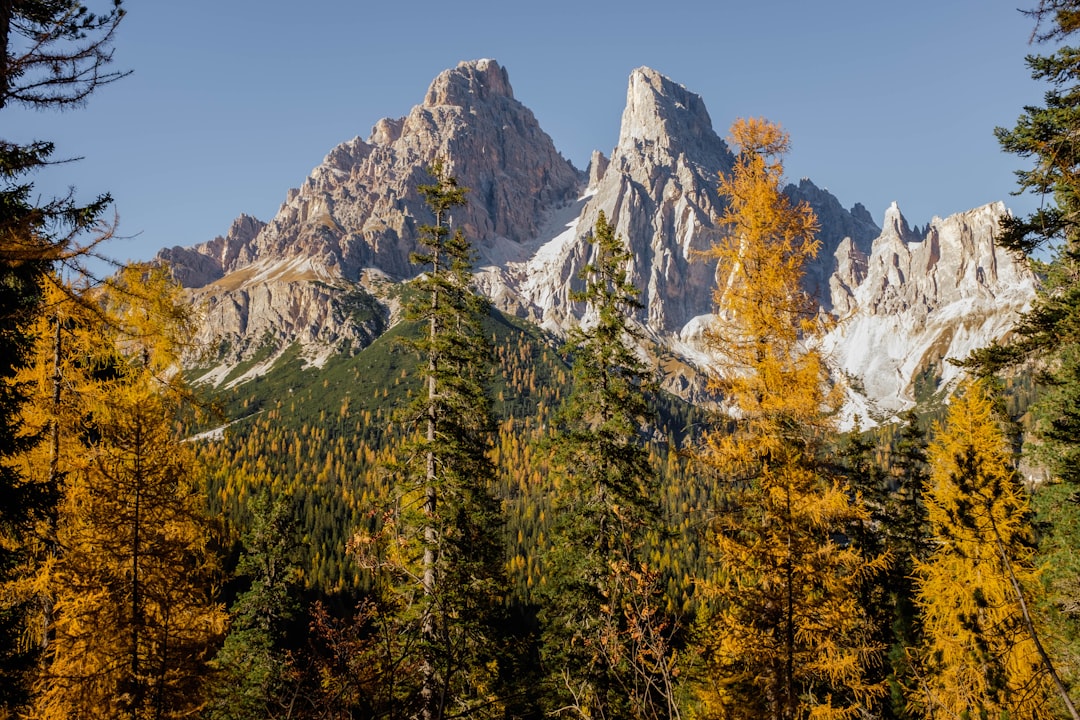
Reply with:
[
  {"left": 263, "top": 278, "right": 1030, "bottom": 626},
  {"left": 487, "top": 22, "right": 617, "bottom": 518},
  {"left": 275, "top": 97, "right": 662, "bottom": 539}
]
[{"left": 5, "top": 0, "right": 1048, "bottom": 264}]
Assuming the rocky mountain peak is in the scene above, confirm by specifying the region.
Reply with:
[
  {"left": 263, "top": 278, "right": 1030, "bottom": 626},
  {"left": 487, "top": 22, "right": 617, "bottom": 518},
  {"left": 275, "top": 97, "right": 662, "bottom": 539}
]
[
  {"left": 423, "top": 58, "right": 514, "bottom": 108},
  {"left": 878, "top": 201, "right": 920, "bottom": 245},
  {"left": 617, "top": 67, "right": 722, "bottom": 159},
  {"left": 157, "top": 213, "right": 266, "bottom": 289},
  {"left": 161, "top": 60, "right": 1037, "bottom": 424}
]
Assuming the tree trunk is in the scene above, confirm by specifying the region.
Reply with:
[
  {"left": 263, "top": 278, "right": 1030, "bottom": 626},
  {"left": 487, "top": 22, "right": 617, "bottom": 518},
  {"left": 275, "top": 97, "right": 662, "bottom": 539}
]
[
  {"left": 421, "top": 243, "right": 440, "bottom": 720},
  {"left": 990, "top": 515, "right": 1080, "bottom": 720}
]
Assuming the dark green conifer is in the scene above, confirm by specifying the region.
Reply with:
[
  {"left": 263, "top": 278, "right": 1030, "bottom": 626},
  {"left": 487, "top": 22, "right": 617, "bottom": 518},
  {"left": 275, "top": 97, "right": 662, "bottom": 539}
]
[
  {"left": 961, "top": 6, "right": 1080, "bottom": 707},
  {"left": 965, "top": 0, "right": 1080, "bottom": 485},
  {"left": 206, "top": 492, "right": 303, "bottom": 720},
  {"left": 540, "top": 211, "right": 678, "bottom": 718},
  {"left": 353, "top": 160, "right": 508, "bottom": 720}
]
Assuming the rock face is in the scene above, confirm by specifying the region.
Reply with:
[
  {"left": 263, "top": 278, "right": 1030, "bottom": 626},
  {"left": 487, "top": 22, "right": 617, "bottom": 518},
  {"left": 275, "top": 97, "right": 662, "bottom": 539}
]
[
  {"left": 518, "top": 67, "right": 734, "bottom": 335},
  {"left": 158, "top": 214, "right": 265, "bottom": 289},
  {"left": 168, "top": 59, "right": 581, "bottom": 366},
  {"left": 822, "top": 201, "right": 1036, "bottom": 418},
  {"left": 162, "top": 60, "right": 1037, "bottom": 420}
]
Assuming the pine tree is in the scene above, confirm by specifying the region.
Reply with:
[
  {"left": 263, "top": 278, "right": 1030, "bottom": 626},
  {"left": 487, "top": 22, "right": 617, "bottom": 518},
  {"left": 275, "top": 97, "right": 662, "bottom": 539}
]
[
  {"left": 16, "top": 265, "right": 224, "bottom": 720},
  {"left": 694, "top": 118, "right": 886, "bottom": 720},
  {"left": 206, "top": 491, "right": 303, "bottom": 720},
  {"left": 0, "top": 3, "right": 126, "bottom": 710},
  {"left": 913, "top": 379, "right": 1071, "bottom": 720},
  {"left": 349, "top": 161, "right": 508, "bottom": 720},
  {"left": 541, "top": 210, "right": 678, "bottom": 718},
  {"left": 958, "top": 5, "right": 1080, "bottom": 712},
  {"left": 880, "top": 412, "right": 932, "bottom": 719},
  {"left": 964, "top": 0, "right": 1080, "bottom": 486}
]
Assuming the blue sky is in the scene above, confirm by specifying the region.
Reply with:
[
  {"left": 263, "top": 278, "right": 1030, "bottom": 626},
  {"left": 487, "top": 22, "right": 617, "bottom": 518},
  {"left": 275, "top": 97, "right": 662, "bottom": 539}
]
[{"left": 6, "top": 0, "right": 1046, "bottom": 263}]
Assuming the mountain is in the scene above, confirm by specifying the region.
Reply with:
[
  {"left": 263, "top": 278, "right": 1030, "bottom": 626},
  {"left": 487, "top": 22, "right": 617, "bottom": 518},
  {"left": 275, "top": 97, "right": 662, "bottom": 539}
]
[
  {"left": 823, "top": 201, "right": 1036, "bottom": 420},
  {"left": 160, "top": 59, "right": 1036, "bottom": 422}
]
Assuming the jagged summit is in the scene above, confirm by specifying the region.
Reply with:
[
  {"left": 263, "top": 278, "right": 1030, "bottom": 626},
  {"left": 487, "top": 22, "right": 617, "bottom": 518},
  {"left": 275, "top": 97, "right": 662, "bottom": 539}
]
[
  {"left": 617, "top": 67, "right": 726, "bottom": 161},
  {"left": 879, "top": 201, "right": 921, "bottom": 245},
  {"left": 424, "top": 58, "right": 514, "bottom": 107}
]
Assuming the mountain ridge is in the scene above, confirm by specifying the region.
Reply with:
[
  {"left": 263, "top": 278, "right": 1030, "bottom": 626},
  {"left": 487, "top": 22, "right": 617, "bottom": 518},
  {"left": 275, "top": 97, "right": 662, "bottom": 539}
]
[{"left": 159, "top": 59, "right": 1036, "bottom": 424}]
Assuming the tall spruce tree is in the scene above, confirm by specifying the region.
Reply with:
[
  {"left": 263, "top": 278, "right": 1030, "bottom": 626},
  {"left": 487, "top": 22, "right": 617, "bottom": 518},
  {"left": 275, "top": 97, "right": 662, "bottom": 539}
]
[
  {"left": 964, "top": 0, "right": 1080, "bottom": 485},
  {"left": 206, "top": 492, "right": 303, "bottom": 720},
  {"left": 350, "top": 161, "right": 507, "bottom": 720},
  {"left": 960, "top": 3, "right": 1080, "bottom": 707},
  {"left": 694, "top": 118, "right": 886, "bottom": 720},
  {"left": 540, "top": 211, "right": 678, "bottom": 718}
]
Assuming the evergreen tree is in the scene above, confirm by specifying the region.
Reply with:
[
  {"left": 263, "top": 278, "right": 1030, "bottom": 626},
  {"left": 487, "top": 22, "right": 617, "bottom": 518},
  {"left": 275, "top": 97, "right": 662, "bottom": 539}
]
[
  {"left": 206, "top": 491, "right": 303, "bottom": 720},
  {"left": 836, "top": 414, "right": 933, "bottom": 720},
  {"left": 540, "top": 211, "right": 678, "bottom": 718},
  {"left": 0, "top": 3, "right": 125, "bottom": 711},
  {"left": 964, "top": 0, "right": 1080, "bottom": 486},
  {"left": 913, "top": 379, "right": 1071, "bottom": 719},
  {"left": 694, "top": 118, "right": 886, "bottom": 720},
  {"left": 880, "top": 413, "right": 932, "bottom": 719},
  {"left": 349, "top": 161, "right": 508, "bottom": 720},
  {"left": 960, "top": 4, "right": 1080, "bottom": 711}
]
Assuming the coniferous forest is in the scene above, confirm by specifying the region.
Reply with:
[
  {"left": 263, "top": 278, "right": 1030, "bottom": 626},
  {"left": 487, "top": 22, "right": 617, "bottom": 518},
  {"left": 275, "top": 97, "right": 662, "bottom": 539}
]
[{"left": 5, "top": 2, "right": 1080, "bottom": 719}]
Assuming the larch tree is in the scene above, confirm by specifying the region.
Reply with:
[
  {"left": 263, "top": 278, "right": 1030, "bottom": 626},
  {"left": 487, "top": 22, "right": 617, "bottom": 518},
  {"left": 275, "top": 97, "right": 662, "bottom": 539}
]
[
  {"left": 16, "top": 264, "right": 224, "bottom": 720},
  {"left": 913, "top": 378, "right": 1071, "bottom": 720},
  {"left": 694, "top": 118, "right": 886, "bottom": 720},
  {"left": 0, "top": 2, "right": 125, "bottom": 711},
  {"left": 541, "top": 210, "right": 679, "bottom": 719},
  {"left": 349, "top": 161, "right": 508, "bottom": 720}
]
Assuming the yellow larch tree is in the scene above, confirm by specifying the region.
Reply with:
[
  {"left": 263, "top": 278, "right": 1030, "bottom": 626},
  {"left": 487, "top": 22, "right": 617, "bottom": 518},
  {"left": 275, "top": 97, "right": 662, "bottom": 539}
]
[
  {"left": 914, "top": 378, "right": 1070, "bottom": 720},
  {"left": 694, "top": 118, "right": 886, "bottom": 720},
  {"left": 14, "top": 265, "right": 224, "bottom": 720}
]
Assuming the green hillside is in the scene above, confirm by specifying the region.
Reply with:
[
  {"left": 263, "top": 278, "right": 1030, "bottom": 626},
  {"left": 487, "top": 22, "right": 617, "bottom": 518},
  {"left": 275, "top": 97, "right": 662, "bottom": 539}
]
[{"left": 193, "top": 306, "right": 711, "bottom": 600}]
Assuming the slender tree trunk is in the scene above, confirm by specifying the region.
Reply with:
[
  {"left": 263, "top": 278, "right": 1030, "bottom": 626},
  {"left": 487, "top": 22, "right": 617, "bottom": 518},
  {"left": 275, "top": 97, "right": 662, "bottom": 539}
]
[
  {"left": 0, "top": 0, "right": 11, "bottom": 109},
  {"left": 49, "top": 313, "right": 61, "bottom": 487},
  {"left": 40, "top": 313, "right": 62, "bottom": 650},
  {"left": 130, "top": 417, "right": 143, "bottom": 720},
  {"left": 784, "top": 482, "right": 795, "bottom": 720},
  {"left": 990, "top": 515, "right": 1080, "bottom": 720},
  {"left": 421, "top": 244, "right": 440, "bottom": 720},
  {"left": 153, "top": 604, "right": 170, "bottom": 720}
]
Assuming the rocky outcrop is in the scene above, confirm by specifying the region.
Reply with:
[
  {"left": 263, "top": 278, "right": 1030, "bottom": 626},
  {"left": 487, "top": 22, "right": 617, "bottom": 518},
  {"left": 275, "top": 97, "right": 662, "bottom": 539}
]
[
  {"left": 170, "top": 59, "right": 581, "bottom": 365},
  {"left": 495, "top": 67, "right": 735, "bottom": 336},
  {"left": 238, "top": 57, "right": 583, "bottom": 280},
  {"left": 822, "top": 201, "right": 1036, "bottom": 418},
  {"left": 785, "top": 179, "right": 880, "bottom": 312},
  {"left": 158, "top": 214, "right": 266, "bottom": 289}
]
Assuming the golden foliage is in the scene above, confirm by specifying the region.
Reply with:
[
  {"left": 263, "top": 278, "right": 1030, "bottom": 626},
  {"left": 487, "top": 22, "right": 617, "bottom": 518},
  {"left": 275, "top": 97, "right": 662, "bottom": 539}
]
[
  {"left": 695, "top": 119, "right": 884, "bottom": 720},
  {"left": 12, "top": 265, "right": 224, "bottom": 720},
  {"left": 913, "top": 379, "right": 1056, "bottom": 719}
]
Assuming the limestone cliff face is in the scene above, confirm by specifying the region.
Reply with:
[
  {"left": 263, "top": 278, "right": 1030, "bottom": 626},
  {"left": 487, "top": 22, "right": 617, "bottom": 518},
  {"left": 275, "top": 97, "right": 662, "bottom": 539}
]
[
  {"left": 158, "top": 214, "right": 265, "bottom": 289},
  {"left": 491, "top": 67, "right": 734, "bottom": 336},
  {"left": 822, "top": 201, "right": 1036, "bottom": 418},
  {"left": 161, "top": 60, "right": 1037, "bottom": 420},
  {"left": 785, "top": 179, "right": 880, "bottom": 313},
  {"left": 230, "top": 58, "right": 580, "bottom": 281}
]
